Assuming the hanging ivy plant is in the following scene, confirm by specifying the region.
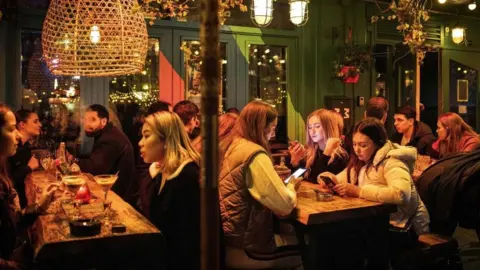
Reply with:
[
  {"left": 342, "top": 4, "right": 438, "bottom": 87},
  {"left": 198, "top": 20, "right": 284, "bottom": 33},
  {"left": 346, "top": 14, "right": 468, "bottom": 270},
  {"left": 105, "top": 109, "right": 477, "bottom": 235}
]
[
  {"left": 370, "top": 0, "right": 438, "bottom": 61},
  {"left": 136, "top": 0, "right": 248, "bottom": 26}
]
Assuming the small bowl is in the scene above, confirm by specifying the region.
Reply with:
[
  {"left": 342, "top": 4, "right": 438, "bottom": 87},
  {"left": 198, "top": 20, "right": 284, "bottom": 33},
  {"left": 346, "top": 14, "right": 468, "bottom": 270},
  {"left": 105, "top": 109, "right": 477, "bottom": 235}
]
[
  {"left": 69, "top": 218, "right": 101, "bottom": 237},
  {"left": 315, "top": 191, "right": 334, "bottom": 202}
]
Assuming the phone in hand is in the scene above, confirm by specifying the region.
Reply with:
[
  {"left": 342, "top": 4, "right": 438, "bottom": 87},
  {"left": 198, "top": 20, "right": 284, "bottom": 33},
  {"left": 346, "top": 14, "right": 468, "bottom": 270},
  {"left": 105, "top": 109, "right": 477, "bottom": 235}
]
[
  {"left": 285, "top": 168, "right": 307, "bottom": 184},
  {"left": 319, "top": 175, "right": 338, "bottom": 195}
]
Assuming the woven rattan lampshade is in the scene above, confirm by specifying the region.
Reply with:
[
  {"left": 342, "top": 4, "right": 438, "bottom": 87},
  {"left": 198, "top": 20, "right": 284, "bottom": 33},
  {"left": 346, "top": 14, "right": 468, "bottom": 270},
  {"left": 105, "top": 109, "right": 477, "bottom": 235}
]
[{"left": 42, "top": 0, "right": 148, "bottom": 77}]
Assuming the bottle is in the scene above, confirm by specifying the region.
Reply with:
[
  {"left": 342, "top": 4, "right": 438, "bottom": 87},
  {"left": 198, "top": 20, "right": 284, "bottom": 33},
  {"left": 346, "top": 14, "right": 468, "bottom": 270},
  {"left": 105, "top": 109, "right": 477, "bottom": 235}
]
[
  {"left": 57, "top": 142, "right": 67, "bottom": 164},
  {"left": 55, "top": 159, "right": 71, "bottom": 175}
]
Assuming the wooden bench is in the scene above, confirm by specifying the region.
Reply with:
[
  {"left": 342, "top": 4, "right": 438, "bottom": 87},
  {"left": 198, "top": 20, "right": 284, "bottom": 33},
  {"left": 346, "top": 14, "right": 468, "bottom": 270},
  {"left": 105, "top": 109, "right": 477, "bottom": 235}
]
[{"left": 392, "top": 233, "right": 462, "bottom": 270}]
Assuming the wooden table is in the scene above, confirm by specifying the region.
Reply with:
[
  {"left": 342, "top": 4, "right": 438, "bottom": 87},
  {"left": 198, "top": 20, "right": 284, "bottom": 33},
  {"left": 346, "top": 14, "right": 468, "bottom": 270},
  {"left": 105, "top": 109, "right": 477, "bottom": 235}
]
[
  {"left": 295, "top": 186, "right": 396, "bottom": 270},
  {"left": 25, "top": 171, "right": 164, "bottom": 270}
]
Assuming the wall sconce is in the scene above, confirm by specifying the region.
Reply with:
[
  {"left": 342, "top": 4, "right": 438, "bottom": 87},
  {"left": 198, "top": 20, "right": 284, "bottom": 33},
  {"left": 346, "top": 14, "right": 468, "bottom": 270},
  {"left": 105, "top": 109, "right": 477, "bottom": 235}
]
[
  {"left": 452, "top": 26, "right": 466, "bottom": 44},
  {"left": 469, "top": 0, "right": 477, "bottom": 10},
  {"left": 289, "top": 0, "right": 309, "bottom": 26},
  {"left": 251, "top": 0, "right": 274, "bottom": 27}
]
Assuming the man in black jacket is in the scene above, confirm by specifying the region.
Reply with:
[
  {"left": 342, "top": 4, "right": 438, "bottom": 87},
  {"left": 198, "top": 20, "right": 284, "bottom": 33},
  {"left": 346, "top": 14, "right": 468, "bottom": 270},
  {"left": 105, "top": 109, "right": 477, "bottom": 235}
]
[
  {"left": 76, "top": 104, "right": 136, "bottom": 205},
  {"left": 391, "top": 105, "right": 436, "bottom": 155}
]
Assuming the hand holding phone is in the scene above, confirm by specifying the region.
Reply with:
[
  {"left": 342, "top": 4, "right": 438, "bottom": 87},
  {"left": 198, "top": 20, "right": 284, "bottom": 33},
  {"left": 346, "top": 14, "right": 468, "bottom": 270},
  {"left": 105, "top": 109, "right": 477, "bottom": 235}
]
[
  {"left": 318, "top": 175, "right": 338, "bottom": 195},
  {"left": 285, "top": 168, "right": 307, "bottom": 184}
]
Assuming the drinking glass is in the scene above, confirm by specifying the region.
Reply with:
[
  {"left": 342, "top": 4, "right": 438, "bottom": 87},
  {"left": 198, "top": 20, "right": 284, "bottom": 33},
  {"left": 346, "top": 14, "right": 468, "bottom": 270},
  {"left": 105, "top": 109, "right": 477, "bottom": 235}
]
[
  {"left": 94, "top": 174, "right": 118, "bottom": 223},
  {"left": 62, "top": 175, "right": 86, "bottom": 219}
]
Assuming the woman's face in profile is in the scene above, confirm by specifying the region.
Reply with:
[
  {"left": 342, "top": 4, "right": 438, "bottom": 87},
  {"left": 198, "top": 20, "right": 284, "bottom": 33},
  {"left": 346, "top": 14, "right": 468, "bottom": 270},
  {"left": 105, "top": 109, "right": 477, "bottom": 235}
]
[
  {"left": 1, "top": 111, "right": 21, "bottom": 157},
  {"left": 139, "top": 122, "right": 165, "bottom": 163}
]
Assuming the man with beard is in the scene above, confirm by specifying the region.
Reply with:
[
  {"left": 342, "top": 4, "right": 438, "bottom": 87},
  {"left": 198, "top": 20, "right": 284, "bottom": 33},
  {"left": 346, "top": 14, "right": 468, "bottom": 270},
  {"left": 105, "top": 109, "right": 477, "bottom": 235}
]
[
  {"left": 75, "top": 104, "right": 136, "bottom": 205},
  {"left": 173, "top": 100, "right": 200, "bottom": 140},
  {"left": 8, "top": 109, "right": 42, "bottom": 207}
]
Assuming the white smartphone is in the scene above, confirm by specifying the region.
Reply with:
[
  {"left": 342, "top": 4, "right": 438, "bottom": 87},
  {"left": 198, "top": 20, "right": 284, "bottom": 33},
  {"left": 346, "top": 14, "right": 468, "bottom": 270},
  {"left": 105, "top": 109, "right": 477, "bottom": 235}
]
[{"left": 284, "top": 168, "right": 307, "bottom": 184}]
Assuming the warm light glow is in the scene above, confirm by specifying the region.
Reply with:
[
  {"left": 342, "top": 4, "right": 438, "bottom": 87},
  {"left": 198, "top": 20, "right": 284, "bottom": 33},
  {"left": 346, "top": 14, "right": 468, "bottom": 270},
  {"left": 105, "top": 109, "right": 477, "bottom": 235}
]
[
  {"left": 252, "top": 0, "right": 274, "bottom": 27},
  {"left": 90, "top": 25, "right": 100, "bottom": 44},
  {"left": 469, "top": 1, "right": 476, "bottom": 10},
  {"left": 289, "top": 0, "right": 309, "bottom": 26},
  {"left": 452, "top": 27, "right": 465, "bottom": 44},
  {"left": 438, "top": 0, "right": 446, "bottom": 4}
]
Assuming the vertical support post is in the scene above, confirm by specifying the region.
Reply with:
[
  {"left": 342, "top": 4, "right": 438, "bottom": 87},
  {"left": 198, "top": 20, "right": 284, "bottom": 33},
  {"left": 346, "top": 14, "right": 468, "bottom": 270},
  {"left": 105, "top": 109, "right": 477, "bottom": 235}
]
[
  {"left": 415, "top": 53, "right": 421, "bottom": 121},
  {"left": 200, "top": 0, "right": 220, "bottom": 269}
]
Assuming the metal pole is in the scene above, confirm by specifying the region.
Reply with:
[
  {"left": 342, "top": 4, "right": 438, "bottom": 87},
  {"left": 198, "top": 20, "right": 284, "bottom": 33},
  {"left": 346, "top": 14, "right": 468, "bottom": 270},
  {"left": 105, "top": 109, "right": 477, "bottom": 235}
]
[
  {"left": 416, "top": 53, "right": 421, "bottom": 121},
  {"left": 200, "top": 0, "right": 220, "bottom": 269}
]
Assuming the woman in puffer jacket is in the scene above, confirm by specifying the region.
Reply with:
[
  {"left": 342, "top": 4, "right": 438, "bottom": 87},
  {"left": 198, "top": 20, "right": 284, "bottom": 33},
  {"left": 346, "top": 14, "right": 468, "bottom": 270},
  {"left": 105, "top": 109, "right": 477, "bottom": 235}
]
[{"left": 319, "top": 118, "right": 430, "bottom": 237}]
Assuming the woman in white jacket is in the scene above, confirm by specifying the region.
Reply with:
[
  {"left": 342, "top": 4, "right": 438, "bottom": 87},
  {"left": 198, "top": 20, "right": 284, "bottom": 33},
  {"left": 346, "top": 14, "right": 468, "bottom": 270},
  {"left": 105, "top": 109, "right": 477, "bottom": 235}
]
[{"left": 319, "top": 118, "right": 430, "bottom": 236}]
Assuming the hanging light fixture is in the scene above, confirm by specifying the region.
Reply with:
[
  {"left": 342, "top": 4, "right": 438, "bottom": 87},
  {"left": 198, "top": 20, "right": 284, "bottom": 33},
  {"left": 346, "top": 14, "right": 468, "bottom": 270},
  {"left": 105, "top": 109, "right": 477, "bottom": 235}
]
[
  {"left": 438, "top": 0, "right": 446, "bottom": 4},
  {"left": 42, "top": 0, "right": 148, "bottom": 77},
  {"left": 469, "top": 0, "right": 477, "bottom": 10},
  {"left": 452, "top": 26, "right": 466, "bottom": 44},
  {"left": 251, "top": 0, "right": 274, "bottom": 27},
  {"left": 289, "top": 0, "right": 309, "bottom": 26}
]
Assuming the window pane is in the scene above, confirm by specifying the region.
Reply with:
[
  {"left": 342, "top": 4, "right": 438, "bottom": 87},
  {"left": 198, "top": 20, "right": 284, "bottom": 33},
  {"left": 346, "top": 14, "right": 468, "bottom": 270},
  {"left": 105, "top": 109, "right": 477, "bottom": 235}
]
[
  {"left": 182, "top": 40, "right": 227, "bottom": 111},
  {"left": 21, "top": 32, "right": 81, "bottom": 149},
  {"left": 109, "top": 38, "right": 160, "bottom": 131},
  {"left": 248, "top": 44, "right": 287, "bottom": 143}
]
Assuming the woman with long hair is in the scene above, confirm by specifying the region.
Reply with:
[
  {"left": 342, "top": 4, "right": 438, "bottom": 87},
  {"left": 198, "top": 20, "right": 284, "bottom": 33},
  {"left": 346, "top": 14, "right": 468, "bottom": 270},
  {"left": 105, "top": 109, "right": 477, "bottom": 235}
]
[
  {"left": 289, "top": 109, "right": 348, "bottom": 183},
  {"left": 191, "top": 112, "right": 238, "bottom": 152},
  {"left": 138, "top": 111, "right": 201, "bottom": 270},
  {"left": 218, "top": 100, "right": 301, "bottom": 269},
  {"left": 432, "top": 112, "right": 480, "bottom": 158},
  {"left": 319, "top": 118, "right": 429, "bottom": 237},
  {"left": 0, "top": 103, "right": 58, "bottom": 269}
]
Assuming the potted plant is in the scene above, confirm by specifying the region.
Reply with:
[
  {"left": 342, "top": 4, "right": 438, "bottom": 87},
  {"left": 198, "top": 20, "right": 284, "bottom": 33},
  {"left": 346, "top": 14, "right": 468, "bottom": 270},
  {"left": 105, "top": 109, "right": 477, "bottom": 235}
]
[{"left": 333, "top": 28, "right": 371, "bottom": 84}]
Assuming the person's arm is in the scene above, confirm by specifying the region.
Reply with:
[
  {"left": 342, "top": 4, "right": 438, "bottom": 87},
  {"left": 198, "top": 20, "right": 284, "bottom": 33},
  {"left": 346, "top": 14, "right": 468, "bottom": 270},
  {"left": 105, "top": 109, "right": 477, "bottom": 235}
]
[
  {"left": 418, "top": 134, "right": 436, "bottom": 155},
  {"left": 247, "top": 153, "right": 297, "bottom": 216},
  {"left": 359, "top": 159, "right": 412, "bottom": 205},
  {"left": 77, "top": 140, "right": 118, "bottom": 175},
  {"left": 460, "top": 136, "right": 480, "bottom": 152},
  {"left": 7, "top": 158, "right": 32, "bottom": 188}
]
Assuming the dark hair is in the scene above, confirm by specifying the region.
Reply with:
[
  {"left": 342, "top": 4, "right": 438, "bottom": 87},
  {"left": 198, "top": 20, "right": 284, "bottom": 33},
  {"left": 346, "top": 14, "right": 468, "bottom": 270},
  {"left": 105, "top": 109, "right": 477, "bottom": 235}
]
[
  {"left": 86, "top": 104, "right": 109, "bottom": 121},
  {"left": 147, "top": 100, "right": 171, "bottom": 116},
  {"left": 365, "top": 97, "right": 389, "bottom": 120},
  {"left": 347, "top": 118, "right": 388, "bottom": 184},
  {"left": 395, "top": 105, "right": 416, "bottom": 119},
  {"left": 15, "top": 109, "right": 35, "bottom": 126},
  {"left": 225, "top": 107, "right": 240, "bottom": 115},
  {"left": 0, "top": 103, "right": 13, "bottom": 187},
  {"left": 173, "top": 100, "right": 199, "bottom": 125}
]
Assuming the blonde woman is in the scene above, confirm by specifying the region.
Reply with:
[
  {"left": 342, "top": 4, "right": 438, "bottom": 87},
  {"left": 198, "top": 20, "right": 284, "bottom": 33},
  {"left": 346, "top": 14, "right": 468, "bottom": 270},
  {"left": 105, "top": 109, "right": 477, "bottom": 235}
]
[
  {"left": 432, "top": 112, "right": 480, "bottom": 158},
  {"left": 289, "top": 109, "right": 348, "bottom": 183},
  {"left": 138, "top": 111, "right": 201, "bottom": 270}
]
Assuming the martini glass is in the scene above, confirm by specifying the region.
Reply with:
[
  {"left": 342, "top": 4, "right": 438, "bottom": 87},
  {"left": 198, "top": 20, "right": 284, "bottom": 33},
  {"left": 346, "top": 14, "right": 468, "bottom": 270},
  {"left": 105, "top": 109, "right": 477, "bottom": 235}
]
[
  {"left": 94, "top": 174, "right": 118, "bottom": 223},
  {"left": 62, "top": 175, "right": 86, "bottom": 219}
]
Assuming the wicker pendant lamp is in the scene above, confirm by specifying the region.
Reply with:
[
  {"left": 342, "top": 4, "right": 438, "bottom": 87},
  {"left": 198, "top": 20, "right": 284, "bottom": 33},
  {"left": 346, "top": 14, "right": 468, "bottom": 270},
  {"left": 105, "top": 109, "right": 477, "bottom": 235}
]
[{"left": 42, "top": 0, "right": 148, "bottom": 77}]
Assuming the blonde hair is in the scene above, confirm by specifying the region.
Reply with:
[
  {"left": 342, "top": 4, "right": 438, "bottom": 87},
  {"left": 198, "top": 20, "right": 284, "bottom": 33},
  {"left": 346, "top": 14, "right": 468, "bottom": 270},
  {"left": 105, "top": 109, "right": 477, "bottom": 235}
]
[
  {"left": 305, "top": 109, "right": 347, "bottom": 176},
  {"left": 438, "top": 112, "right": 478, "bottom": 157},
  {"left": 145, "top": 111, "right": 200, "bottom": 179}
]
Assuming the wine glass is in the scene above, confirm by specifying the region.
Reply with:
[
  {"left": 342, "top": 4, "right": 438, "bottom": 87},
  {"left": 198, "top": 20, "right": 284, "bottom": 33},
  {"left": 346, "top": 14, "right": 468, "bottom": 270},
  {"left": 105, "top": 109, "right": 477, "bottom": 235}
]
[
  {"left": 94, "top": 174, "right": 118, "bottom": 222},
  {"left": 62, "top": 175, "right": 86, "bottom": 219}
]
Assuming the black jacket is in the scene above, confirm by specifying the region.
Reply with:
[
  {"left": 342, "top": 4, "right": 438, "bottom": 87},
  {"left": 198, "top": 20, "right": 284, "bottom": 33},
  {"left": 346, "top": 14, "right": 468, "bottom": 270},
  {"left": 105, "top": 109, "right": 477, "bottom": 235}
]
[
  {"left": 148, "top": 161, "right": 200, "bottom": 270},
  {"left": 7, "top": 141, "right": 32, "bottom": 208},
  {"left": 417, "top": 150, "right": 480, "bottom": 235},
  {"left": 290, "top": 148, "right": 348, "bottom": 183},
  {"left": 391, "top": 121, "right": 436, "bottom": 155},
  {"left": 77, "top": 123, "right": 136, "bottom": 205}
]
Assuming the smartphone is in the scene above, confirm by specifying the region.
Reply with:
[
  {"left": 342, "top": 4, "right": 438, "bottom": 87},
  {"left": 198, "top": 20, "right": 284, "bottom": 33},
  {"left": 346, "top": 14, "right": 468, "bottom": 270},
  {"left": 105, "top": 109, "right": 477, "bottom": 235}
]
[
  {"left": 284, "top": 168, "right": 307, "bottom": 184},
  {"left": 319, "top": 176, "right": 337, "bottom": 194}
]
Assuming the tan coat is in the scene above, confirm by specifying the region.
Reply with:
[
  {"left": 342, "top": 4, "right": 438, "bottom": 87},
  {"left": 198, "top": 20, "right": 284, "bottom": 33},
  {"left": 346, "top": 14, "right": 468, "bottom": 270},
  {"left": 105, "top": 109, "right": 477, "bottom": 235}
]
[
  {"left": 337, "top": 141, "right": 430, "bottom": 234},
  {"left": 218, "top": 138, "right": 277, "bottom": 254}
]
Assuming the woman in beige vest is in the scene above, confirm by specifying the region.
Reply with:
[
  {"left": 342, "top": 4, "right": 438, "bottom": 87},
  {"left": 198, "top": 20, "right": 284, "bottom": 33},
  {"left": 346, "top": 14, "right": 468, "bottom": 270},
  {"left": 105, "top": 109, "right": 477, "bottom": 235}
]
[{"left": 218, "top": 100, "right": 302, "bottom": 269}]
